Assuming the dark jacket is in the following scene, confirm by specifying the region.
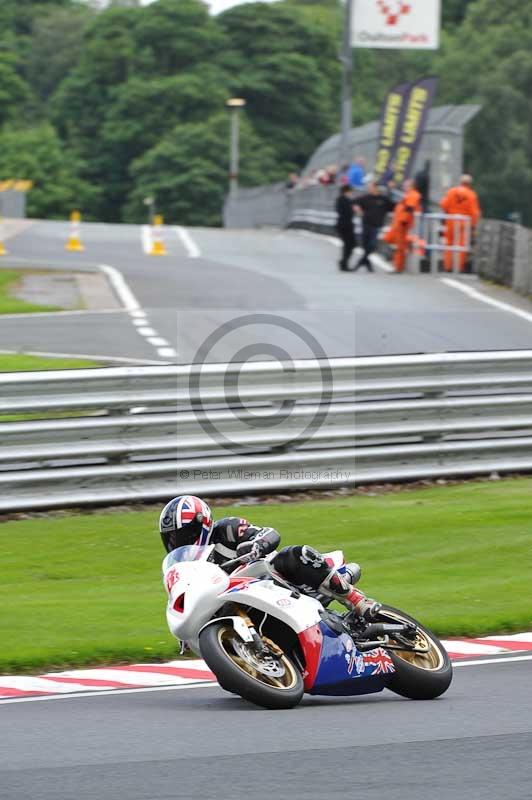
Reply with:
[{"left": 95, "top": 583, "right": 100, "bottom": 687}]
[{"left": 336, "top": 194, "right": 354, "bottom": 230}]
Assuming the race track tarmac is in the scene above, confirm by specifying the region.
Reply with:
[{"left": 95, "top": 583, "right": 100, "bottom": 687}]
[
  {"left": 1, "top": 659, "right": 530, "bottom": 800},
  {"left": 1, "top": 221, "right": 531, "bottom": 363}
]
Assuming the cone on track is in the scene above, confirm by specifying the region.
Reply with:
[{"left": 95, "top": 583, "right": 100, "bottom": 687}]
[
  {"left": 150, "top": 214, "right": 167, "bottom": 256},
  {"left": 65, "top": 210, "right": 84, "bottom": 252}
]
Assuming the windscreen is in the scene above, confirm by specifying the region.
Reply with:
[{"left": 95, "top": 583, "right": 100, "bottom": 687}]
[{"left": 162, "top": 545, "right": 211, "bottom": 572}]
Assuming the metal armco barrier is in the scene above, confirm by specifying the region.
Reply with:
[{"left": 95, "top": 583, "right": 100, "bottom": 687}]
[{"left": 1, "top": 351, "right": 532, "bottom": 512}]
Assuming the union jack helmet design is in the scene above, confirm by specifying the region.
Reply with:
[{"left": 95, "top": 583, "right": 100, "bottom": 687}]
[{"left": 159, "top": 495, "right": 214, "bottom": 552}]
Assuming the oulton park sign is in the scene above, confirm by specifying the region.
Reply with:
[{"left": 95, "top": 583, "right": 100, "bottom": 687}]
[{"left": 352, "top": 0, "right": 441, "bottom": 50}]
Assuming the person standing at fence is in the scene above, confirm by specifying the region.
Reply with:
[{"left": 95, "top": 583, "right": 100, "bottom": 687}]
[
  {"left": 335, "top": 185, "right": 357, "bottom": 271},
  {"left": 347, "top": 156, "right": 367, "bottom": 190},
  {"left": 440, "top": 174, "right": 481, "bottom": 272},
  {"left": 352, "top": 182, "right": 395, "bottom": 272},
  {"left": 384, "top": 179, "right": 422, "bottom": 273}
]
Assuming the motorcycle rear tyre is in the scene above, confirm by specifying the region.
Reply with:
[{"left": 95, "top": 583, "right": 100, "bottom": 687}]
[
  {"left": 199, "top": 621, "right": 304, "bottom": 710},
  {"left": 378, "top": 605, "right": 453, "bottom": 700}
]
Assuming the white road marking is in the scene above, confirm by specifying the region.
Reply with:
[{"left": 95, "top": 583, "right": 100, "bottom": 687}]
[
  {"left": 99, "top": 264, "right": 141, "bottom": 312},
  {"left": 0, "top": 681, "right": 219, "bottom": 705},
  {"left": 137, "top": 326, "right": 157, "bottom": 337},
  {"left": 1, "top": 653, "right": 531, "bottom": 706},
  {"left": 453, "top": 654, "right": 532, "bottom": 667},
  {"left": 175, "top": 226, "right": 201, "bottom": 258},
  {"left": 292, "top": 229, "right": 394, "bottom": 273},
  {"left": 370, "top": 252, "right": 395, "bottom": 274},
  {"left": 158, "top": 346, "right": 178, "bottom": 358},
  {"left": 441, "top": 277, "right": 532, "bottom": 325},
  {"left": 147, "top": 336, "right": 170, "bottom": 347},
  {"left": 141, "top": 224, "right": 152, "bottom": 254}
]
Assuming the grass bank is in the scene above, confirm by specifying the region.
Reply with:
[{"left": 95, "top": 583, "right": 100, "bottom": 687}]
[
  {"left": 1, "top": 478, "right": 531, "bottom": 673},
  {"left": 0, "top": 353, "right": 99, "bottom": 372},
  {"left": 0, "top": 269, "right": 60, "bottom": 314}
]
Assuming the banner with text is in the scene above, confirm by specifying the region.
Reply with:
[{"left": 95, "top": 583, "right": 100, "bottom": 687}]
[
  {"left": 352, "top": 0, "right": 441, "bottom": 50},
  {"left": 374, "top": 81, "right": 412, "bottom": 182},
  {"left": 391, "top": 76, "right": 439, "bottom": 185}
]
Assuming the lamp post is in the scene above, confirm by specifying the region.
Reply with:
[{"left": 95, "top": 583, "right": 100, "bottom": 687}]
[
  {"left": 339, "top": 0, "right": 353, "bottom": 169},
  {"left": 226, "top": 97, "right": 246, "bottom": 198}
]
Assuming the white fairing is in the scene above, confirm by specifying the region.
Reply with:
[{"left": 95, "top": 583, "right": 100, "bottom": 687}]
[{"left": 162, "top": 545, "right": 324, "bottom": 654}]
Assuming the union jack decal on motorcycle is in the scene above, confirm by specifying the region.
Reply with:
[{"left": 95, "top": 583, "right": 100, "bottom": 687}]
[{"left": 363, "top": 647, "right": 395, "bottom": 675}]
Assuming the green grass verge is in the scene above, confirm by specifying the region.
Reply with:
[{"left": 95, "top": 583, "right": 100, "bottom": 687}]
[
  {"left": 1, "top": 478, "right": 531, "bottom": 673},
  {"left": 0, "top": 269, "right": 61, "bottom": 314},
  {"left": 0, "top": 354, "right": 99, "bottom": 372}
]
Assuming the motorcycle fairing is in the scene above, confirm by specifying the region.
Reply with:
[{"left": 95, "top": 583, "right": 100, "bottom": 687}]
[{"left": 299, "top": 621, "right": 394, "bottom": 696}]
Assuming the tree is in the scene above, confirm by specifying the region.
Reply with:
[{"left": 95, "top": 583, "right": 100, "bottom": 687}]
[
  {"left": 0, "top": 124, "right": 97, "bottom": 219},
  {"left": 124, "top": 113, "right": 280, "bottom": 226},
  {"left": 0, "top": 52, "right": 33, "bottom": 126},
  {"left": 27, "top": 4, "right": 93, "bottom": 103}
]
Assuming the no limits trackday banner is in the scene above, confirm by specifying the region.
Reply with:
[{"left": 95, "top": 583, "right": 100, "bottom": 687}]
[
  {"left": 352, "top": 0, "right": 441, "bottom": 50},
  {"left": 374, "top": 77, "right": 439, "bottom": 184}
]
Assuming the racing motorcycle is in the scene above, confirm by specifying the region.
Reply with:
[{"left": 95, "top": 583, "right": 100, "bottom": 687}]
[{"left": 162, "top": 544, "right": 452, "bottom": 710}]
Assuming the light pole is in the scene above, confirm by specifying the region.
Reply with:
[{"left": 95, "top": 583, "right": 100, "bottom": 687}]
[
  {"left": 339, "top": 0, "right": 353, "bottom": 169},
  {"left": 226, "top": 97, "right": 246, "bottom": 198}
]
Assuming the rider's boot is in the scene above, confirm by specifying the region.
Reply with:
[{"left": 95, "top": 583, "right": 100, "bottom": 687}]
[{"left": 319, "top": 570, "right": 381, "bottom": 620}]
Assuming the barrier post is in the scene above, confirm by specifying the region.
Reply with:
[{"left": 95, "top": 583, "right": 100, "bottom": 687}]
[
  {"left": 65, "top": 210, "right": 84, "bottom": 252},
  {"left": 149, "top": 214, "right": 167, "bottom": 256}
]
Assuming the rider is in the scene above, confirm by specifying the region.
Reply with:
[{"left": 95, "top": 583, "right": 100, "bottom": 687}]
[{"left": 159, "top": 495, "right": 381, "bottom": 621}]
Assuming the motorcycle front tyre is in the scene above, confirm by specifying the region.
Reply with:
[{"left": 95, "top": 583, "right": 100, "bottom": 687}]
[{"left": 199, "top": 621, "right": 304, "bottom": 710}]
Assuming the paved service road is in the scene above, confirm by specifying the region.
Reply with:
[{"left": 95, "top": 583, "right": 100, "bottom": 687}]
[
  {"left": 1, "top": 220, "right": 531, "bottom": 362},
  {"left": 1, "top": 660, "right": 531, "bottom": 800}
]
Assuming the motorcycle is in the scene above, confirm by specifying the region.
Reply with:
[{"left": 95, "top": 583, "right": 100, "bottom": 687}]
[{"left": 162, "top": 544, "right": 453, "bottom": 710}]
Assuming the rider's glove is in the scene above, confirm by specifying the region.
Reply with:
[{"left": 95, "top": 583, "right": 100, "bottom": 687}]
[{"left": 237, "top": 532, "right": 277, "bottom": 560}]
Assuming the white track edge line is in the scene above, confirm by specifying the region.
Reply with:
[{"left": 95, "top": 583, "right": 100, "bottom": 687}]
[
  {"left": 0, "top": 681, "right": 219, "bottom": 705},
  {"left": 441, "top": 277, "right": 532, "bottom": 324},
  {"left": 2, "top": 654, "right": 531, "bottom": 705},
  {"left": 99, "top": 264, "right": 141, "bottom": 312},
  {"left": 453, "top": 654, "right": 532, "bottom": 667},
  {"left": 175, "top": 226, "right": 201, "bottom": 258},
  {"left": 292, "top": 229, "right": 394, "bottom": 273}
]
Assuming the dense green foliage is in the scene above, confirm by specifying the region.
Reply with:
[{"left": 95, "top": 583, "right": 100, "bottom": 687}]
[
  {"left": 1, "top": 477, "right": 531, "bottom": 672},
  {"left": 0, "top": 0, "right": 530, "bottom": 224}
]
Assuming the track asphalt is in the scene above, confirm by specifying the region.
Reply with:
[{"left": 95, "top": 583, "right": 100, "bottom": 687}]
[
  {"left": 1, "top": 658, "right": 530, "bottom": 800},
  {"left": 1, "top": 220, "right": 531, "bottom": 363}
]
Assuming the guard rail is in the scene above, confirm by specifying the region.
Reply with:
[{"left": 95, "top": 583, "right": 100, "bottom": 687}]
[{"left": 1, "top": 351, "right": 531, "bottom": 512}]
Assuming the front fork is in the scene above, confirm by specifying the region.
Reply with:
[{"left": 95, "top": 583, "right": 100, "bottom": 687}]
[{"left": 234, "top": 608, "right": 283, "bottom": 658}]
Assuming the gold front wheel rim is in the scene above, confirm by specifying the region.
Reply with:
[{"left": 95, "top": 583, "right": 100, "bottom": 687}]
[{"left": 217, "top": 626, "right": 299, "bottom": 690}]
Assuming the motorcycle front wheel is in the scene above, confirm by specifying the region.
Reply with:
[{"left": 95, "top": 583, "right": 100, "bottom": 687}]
[
  {"left": 377, "top": 605, "right": 453, "bottom": 700},
  {"left": 199, "top": 621, "right": 304, "bottom": 710}
]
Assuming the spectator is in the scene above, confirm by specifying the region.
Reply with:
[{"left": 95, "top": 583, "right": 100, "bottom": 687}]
[
  {"left": 338, "top": 163, "right": 350, "bottom": 186},
  {"left": 383, "top": 178, "right": 422, "bottom": 273},
  {"left": 335, "top": 185, "right": 357, "bottom": 272},
  {"left": 353, "top": 182, "right": 395, "bottom": 272},
  {"left": 414, "top": 160, "right": 431, "bottom": 213},
  {"left": 347, "top": 156, "right": 366, "bottom": 190},
  {"left": 440, "top": 174, "right": 481, "bottom": 272},
  {"left": 285, "top": 172, "right": 299, "bottom": 190}
]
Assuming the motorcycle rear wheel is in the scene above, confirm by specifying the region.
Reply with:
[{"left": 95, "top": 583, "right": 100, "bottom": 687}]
[
  {"left": 377, "top": 605, "right": 453, "bottom": 700},
  {"left": 199, "top": 621, "right": 304, "bottom": 710}
]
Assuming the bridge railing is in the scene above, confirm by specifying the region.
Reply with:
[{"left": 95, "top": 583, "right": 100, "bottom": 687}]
[{"left": 1, "top": 351, "right": 531, "bottom": 512}]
